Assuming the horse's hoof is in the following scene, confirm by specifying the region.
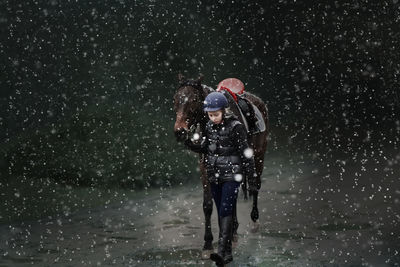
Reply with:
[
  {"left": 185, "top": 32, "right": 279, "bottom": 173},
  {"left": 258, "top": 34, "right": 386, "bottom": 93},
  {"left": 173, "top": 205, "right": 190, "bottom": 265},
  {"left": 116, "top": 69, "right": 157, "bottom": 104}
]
[
  {"left": 250, "top": 221, "right": 260, "bottom": 233},
  {"left": 201, "top": 249, "right": 213, "bottom": 259}
]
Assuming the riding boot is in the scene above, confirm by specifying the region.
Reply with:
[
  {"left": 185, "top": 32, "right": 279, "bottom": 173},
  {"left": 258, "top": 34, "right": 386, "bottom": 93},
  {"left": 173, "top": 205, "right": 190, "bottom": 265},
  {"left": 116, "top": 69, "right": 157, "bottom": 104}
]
[
  {"left": 222, "top": 216, "right": 233, "bottom": 264},
  {"left": 224, "top": 233, "right": 233, "bottom": 264},
  {"left": 210, "top": 216, "right": 233, "bottom": 266},
  {"left": 218, "top": 216, "right": 222, "bottom": 241}
]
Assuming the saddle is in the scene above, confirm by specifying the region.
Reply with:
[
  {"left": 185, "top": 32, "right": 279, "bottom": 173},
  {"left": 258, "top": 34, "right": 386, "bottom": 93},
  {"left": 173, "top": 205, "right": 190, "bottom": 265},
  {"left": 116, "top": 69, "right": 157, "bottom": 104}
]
[{"left": 219, "top": 89, "right": 266, "bottom": 135}]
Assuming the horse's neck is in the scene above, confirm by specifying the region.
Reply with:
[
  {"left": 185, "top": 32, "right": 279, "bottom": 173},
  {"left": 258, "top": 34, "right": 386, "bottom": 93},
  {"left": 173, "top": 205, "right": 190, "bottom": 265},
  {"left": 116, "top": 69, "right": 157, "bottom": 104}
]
[
  {"left": 198, "top": 84, "right": 214, "bottom": 131},
  {"left": 202, "top": 84, "right": 215, "bottom": 95}
]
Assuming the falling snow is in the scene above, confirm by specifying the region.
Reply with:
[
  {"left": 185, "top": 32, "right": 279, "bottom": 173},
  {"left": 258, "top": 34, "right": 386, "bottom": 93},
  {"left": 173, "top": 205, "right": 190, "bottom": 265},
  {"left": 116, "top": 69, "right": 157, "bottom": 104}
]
[{"left": 1, "top": 0, "right": 400, "bottom": 266}]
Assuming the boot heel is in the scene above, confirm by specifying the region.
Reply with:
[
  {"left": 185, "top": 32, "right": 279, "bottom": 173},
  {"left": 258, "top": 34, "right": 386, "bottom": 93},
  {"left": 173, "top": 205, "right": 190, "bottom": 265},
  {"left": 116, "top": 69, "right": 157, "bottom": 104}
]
[{"left": 210, "top": 252, "right": 224, "bottom": 265}]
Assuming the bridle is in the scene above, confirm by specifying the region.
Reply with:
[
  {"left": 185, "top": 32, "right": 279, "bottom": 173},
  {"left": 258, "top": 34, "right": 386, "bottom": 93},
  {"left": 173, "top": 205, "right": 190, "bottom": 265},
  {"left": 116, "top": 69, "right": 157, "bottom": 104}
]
[{"left": 176, "top": 80, "right": 210, "bottom": 130}]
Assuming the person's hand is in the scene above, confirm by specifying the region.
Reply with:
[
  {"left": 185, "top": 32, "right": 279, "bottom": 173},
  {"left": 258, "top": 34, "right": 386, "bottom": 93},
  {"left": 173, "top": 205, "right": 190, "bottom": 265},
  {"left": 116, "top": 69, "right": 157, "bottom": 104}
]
[
  {"left": 189, "top": 123, "right": 197, "bottom": 135},
  {"left": 189, "top": 123, "right": 202, "bottom": 142}
]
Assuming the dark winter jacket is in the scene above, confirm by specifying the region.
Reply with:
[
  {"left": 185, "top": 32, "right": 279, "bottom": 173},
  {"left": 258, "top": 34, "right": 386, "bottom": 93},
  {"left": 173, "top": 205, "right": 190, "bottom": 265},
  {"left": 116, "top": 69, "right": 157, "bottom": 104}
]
[{"left": 185, "top": 114, "right": 256, "bottom": 184}]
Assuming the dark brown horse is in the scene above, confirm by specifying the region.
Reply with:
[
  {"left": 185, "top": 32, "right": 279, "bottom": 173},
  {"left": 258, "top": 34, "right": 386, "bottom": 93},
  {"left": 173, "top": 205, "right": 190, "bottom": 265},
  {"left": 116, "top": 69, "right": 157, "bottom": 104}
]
[{"left": 173, "top": 74, "right": 269, "bottom": 257}]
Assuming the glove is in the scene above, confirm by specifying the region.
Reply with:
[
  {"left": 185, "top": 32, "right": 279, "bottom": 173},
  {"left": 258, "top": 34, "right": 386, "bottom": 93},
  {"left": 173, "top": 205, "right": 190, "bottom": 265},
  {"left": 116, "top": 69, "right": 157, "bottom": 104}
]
[{"left": 188, "top": 123, "right": 202, "bottom": 143}]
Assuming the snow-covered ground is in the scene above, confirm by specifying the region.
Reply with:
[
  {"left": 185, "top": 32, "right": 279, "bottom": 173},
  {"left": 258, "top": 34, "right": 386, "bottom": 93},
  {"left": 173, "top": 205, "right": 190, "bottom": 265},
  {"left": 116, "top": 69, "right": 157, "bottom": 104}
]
[{"left": 0, "top": 147, "right": 399, "bottom": 266}]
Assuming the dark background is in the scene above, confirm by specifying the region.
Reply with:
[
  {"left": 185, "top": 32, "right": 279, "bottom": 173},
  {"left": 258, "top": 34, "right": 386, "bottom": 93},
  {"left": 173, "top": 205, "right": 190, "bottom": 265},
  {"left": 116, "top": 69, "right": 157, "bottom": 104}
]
[{"left": 1, "top": 0, "right": 399, "bottom": 220}]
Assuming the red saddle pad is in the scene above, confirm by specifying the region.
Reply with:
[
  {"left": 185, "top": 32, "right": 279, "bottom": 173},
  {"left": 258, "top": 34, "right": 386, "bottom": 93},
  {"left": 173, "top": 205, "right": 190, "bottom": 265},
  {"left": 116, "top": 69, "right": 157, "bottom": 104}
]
[{"left": 217, "top": 78, "right": 245, "bottom": 95}]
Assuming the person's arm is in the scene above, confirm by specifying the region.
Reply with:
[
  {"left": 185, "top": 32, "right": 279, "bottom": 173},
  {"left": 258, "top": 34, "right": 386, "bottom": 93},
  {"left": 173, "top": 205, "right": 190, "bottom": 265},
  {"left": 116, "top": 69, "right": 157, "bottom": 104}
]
[
  {"left": 232, "top": 124, "right": 257, "bottom": 190},
  {"left": 184, "top": 136, "right": 208, "bottom": 154}
]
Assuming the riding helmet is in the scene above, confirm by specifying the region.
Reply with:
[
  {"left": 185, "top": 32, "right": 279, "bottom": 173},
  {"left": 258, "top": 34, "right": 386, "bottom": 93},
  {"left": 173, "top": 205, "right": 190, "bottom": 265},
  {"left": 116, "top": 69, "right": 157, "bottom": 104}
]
[{"left": 203, "top": 92, "right": 228, "bottom": 112}]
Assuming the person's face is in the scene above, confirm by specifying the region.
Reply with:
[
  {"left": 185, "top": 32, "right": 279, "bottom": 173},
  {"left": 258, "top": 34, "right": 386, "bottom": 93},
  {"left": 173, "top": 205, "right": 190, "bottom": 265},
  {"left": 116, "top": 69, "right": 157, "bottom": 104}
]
[{"left": 207, "top": 110, "right": 223, "bottom": 124}]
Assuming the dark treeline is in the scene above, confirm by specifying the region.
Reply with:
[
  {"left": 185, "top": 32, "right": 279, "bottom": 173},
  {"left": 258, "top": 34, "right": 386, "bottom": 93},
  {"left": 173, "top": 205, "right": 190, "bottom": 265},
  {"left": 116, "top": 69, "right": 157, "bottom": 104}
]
[{"left": 0, "top": 0, "right": 399, "bottom": 189}]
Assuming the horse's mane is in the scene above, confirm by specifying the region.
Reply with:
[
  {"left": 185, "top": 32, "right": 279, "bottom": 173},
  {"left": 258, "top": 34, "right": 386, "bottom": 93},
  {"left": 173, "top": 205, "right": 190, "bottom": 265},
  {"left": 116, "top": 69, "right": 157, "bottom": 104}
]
[
  {"left": 179, "top": 79, "right": 203, "bottom": 91},
  {"left": 177, "top": 75, "right": 214, "bottom": 101}
]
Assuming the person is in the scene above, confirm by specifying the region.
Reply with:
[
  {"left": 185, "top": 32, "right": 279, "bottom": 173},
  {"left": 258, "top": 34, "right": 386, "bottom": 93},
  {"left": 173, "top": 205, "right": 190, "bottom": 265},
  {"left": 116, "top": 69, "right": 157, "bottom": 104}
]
[{"left": 184, "top": 92, "right": 256, "bottom": 265}]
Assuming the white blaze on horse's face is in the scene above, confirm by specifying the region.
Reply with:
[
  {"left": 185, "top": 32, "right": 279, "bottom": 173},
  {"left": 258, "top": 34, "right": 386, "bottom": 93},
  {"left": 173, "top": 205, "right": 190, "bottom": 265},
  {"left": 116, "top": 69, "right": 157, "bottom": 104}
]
[{"left": 207, "top": 110, "right": 223, "bottom": 125}]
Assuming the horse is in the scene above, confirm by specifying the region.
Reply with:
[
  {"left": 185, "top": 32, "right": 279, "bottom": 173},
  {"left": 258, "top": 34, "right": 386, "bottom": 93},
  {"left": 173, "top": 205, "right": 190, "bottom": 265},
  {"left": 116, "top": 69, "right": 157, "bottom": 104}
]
[{"left": 173, "top": 74, "right": 269, "bottom": 258}]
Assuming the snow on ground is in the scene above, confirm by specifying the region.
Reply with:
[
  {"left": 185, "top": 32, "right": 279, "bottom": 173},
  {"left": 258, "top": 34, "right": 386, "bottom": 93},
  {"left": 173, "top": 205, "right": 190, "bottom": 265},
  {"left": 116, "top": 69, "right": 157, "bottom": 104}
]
[{"left": 0, "top": 148, "right": 399, "bottom": 266}]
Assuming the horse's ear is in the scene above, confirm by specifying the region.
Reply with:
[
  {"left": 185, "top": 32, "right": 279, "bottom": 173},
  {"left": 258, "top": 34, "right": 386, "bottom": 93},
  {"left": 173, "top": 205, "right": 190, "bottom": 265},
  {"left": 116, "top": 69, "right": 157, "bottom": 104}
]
[
  {"left": 178, "top": 73, "right": 185, "bottom": 83},
  {"left": 197, "top": 74, "right": 204, "bottom": 84},
  {"left": 195, "top": 74, "right": 204, "bottom": 89}
]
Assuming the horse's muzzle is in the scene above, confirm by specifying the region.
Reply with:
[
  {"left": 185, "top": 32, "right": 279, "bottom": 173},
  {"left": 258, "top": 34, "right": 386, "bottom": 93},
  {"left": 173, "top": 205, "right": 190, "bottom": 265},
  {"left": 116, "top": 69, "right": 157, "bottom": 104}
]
[{"left": 175, "top": 128, "right": 188, "bottom": 142}]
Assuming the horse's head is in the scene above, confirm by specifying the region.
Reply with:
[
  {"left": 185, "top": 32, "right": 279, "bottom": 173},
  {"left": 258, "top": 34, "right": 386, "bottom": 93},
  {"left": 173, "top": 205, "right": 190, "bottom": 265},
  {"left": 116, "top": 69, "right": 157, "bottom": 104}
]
[{"left": 173, "top": 74, "right": 206, "bottom": 142}]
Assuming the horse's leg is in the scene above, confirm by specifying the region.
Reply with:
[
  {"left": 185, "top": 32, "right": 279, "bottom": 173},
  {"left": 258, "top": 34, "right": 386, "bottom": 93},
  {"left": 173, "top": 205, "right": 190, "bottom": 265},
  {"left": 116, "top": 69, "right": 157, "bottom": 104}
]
[
  {"left": 200, "top": 157, "right": 214, "bottom": 258},
  {"left": 232, "top": 200, "right": 239, "bottom": 247},
  {"left": 242, "top": 180, "right": 248, "bottom": 200},
  {"left": 250, "top": 183, "right": 260, "bottom": 233},
  {"left": 250, "top": 154, "right": 264, "bottom": 232},
  {"left": 203, "top": 183, "right": 213, "bottom": 250},
  {"left": 250, "top": 186, "right": 260, "bottom": 223}
]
